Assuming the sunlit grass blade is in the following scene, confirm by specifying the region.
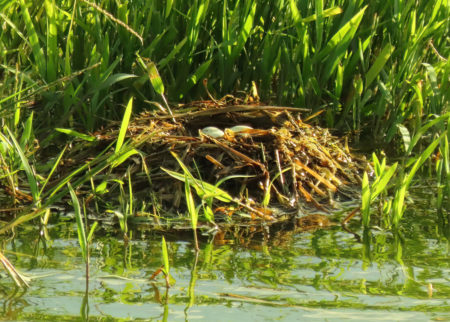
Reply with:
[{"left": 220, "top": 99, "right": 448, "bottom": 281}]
[
  {"left": 147, "top": 61, "right": 165, "bottom": 96},
  {"left": 365, "top": 43, "right": 395, "bottom": 89},
  {"left": 262, "top": 167, "right": 291, "bottom": 207},
  {"left": 116, "top": 97, "right": 133, "bottom": 153},
  {"left": 161, "top": 167, "right": 233, "bottom": 203},
  {"left": 56, "top": 128, "right": 97, "bottom": 142},
  {"left": 161, "top": 236, "right": 170, "bottom": 287},
  {"left": 110, "top": 148, "right": 140, "bottom": 168},
  {"left": 371, "top": 162, "right": 398, "bottom": 201},
  {"left": 314, "top": 0, "right": 324, "bottom": 51},
  {"left": 392, "top": 134, "right": 445, "bottom": 227},
  {"left": 315, "top": 6, "right": 367, "bottom": 62},
  {"left": 230, "top": 2, "right": 256, "bottom": 61},
  {"left": 301, "top": 7, "right": 342, "bottom": 23},
  {"left": 0, "top": 251, "right": 30, "bottom": 288},
  {"left": 87, "top": 221, "right": 98, "bottom": 244},
  {"left": 185, "top": 176, "right": 199, "bottom": 250},
  {"left": 316, "top": 6, "right": 367, "bottom": 82},
  {"left": 396, "top": 124, "right": 411, "bottom": 153},
  {"left": 361, "top": 172, "right": 371, "bottom": 227}
]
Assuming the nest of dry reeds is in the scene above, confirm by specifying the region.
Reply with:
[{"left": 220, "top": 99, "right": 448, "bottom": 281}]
[{"left": 73, "top": 101, "right": 365, "bottom": 222}]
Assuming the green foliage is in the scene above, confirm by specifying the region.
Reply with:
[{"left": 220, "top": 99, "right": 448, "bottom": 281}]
[
  {"left": 0, "top": 0, "right": 448, "bottom": 231},
  {"left": 68, "top": 182, "right": 87, "bottom": 261},
  {"left": 162, "top": 151, "right": 233, "bottom": 204},
  {"left": 0, "top": 0, "right": 446, "bottom": 133},
  {"left": 0, "top": 125, "right": 40, "bottom": 207},
  {"left": 185, "top": 175, "right": 199, "bottom": 250},
  {"left": 361, "top": 154, "right": 398, "bottom": 228},
  {"left": 161, "top": 236, "right": 171, "bottom": 287},
  {"left": 391, "top": 133, "right": 445, "bottom": 227},
  {"left": 68, "top": 182, "right": 97, "bottom": 271},
  {"left": 116, "top": 97, "right": 133, "bottom": 153}
]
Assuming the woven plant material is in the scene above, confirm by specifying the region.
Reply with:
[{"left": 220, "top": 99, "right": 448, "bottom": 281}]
[{"left": 63, "top": 102, "right": 365, "bottom": 221}]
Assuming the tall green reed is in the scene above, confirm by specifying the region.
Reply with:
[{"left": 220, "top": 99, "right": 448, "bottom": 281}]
[
  {"left": 2, "top": 0, "right": 446, "bottom": 136},
  {"left": 361, "top": 114, "right": 449, "bottom": 229}
]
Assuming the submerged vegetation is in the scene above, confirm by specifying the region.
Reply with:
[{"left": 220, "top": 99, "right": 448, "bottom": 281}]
[{"left": 0, "top": 0, "right": 448, "bottom": 290}]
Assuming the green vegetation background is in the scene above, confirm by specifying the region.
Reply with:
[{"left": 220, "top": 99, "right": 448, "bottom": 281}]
[{"left": 0, "top": 0, "right": 448, "bottom": 226}]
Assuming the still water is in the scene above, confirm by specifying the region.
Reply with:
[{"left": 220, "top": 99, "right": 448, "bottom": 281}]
[{"left": 1, "top": 204, "right": 449, "bottom": 321}]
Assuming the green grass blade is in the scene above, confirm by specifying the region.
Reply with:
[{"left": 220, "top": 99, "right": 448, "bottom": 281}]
[
  {"left": 365, "top": 43, "right": 395, "bottom": 89},
  {"left": 314, "top": 0, "right": 324, "bottom": 51},
  {"left": 161, "top": 167, "right": 233, "bottom": 203},
  {"left": 315, "top": 6, "right": 367, "bottom": 62},
  {"left": 372, "top": 153, "right": 381, "bottom": 176},
  {"left": 158, "top": 37, "right": 187, "bottom": 69},
  {"left": 147, "top": 61, "right": 165, "bottom": 96},
  {"left": 39, "top": 145, "right": 67, "bottom": 195},
  {"left": 19, "top": 0, "right": 46, "bottom": 79},
  {"left": 371, "top": 162, "right": 398, "bottom": 201},
  {"left": 161, "top": 236, "right": 170, "bottom": 276},
  {"left": 87, "top": 221, "right": 98, "bottom": 243},
  {"left": 116, "top": 97, "right": 133, "bottom": 153},
  {"left": 179, "top": 59, "right": 213, "bottom": 98},
  {"left": 68, "top": 182, "right": 87, "bottom": 261},
  {"left": 407, "top": 112, "right": 450, "bottom": 155},
  {"left": 20, "top": 112, "right": 34, "bottom": 150},
  {"left": 44, "top": 0, "right": 58, "bottom": 82},
  {"left": 396, "top": 124, "right": 411, "bottom": 153},
  {"left": 185, "top": 176, "right": 198, "bottom": 230},
  {"left": 231, "top": 2, "right": 256, "bottom": 60},
  {"left": 301, "top": 7, "right": 342, "bottom": 23},
  {"left": 56, "top": 128, "right": 97, "bottom": 142},
  {"left": 361, "top": 171, "right": 371, "bottom": 227},
  {"left": 405, "top": 133, "right": 444, "bottom": 188},
  {"left": 89, "top": 73, "right": 138, "bottom": 94},
  {"left": 4, "top": 126, "right": 40, "bottom": 206},
  {"left": 0, "top": 12, "right": 30, "bottom": 46},
  {"left": 165, "top": 0, "right": 173, "bottom": 18},
  {"left": 110, "top": 148, "right": 139, "bottom": 168},
  {"left": 422, "top": 63, "right": 439, "bottom": 96},
  {"left": 289, "top": 0, "right": 301, "bottom": 27}
]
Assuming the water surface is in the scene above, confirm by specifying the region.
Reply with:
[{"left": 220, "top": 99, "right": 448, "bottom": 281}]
[{"left": 1, "top": 204, "right": 449, "bottom": 321}]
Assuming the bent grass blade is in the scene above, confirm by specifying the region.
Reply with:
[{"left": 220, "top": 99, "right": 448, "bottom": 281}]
[{"left": 0, "top": 251, "right": 30, "bottom": 288}]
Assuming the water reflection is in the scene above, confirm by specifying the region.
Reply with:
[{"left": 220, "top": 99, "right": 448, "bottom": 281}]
[{"left": 0, "top": 208, "right": 449, "bottom": 320}]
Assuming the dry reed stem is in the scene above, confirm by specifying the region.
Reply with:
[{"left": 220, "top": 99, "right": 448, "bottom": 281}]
[{"left": 80, "top": 0, "right": 143, "bottom": 44}]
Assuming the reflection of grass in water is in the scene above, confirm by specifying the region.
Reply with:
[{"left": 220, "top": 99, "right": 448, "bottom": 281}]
[{"left": 1, "top": 208, "right": 449, "bottom": 319}]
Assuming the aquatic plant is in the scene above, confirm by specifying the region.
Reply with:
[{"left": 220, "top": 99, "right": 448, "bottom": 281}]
[
  {"left": 0, "top": 0, "right": 447, "bottom": 232},
  {"left": 361, "top": 154, "right": 398, "bottom": 228},
  {"left": 68, "top": 182, "right": 98, "bottom": 277}
]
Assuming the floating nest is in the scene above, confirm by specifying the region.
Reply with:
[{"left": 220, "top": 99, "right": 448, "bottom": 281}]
[{"left": 61, "top": 100, "right": 366, "bottom": 224}]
